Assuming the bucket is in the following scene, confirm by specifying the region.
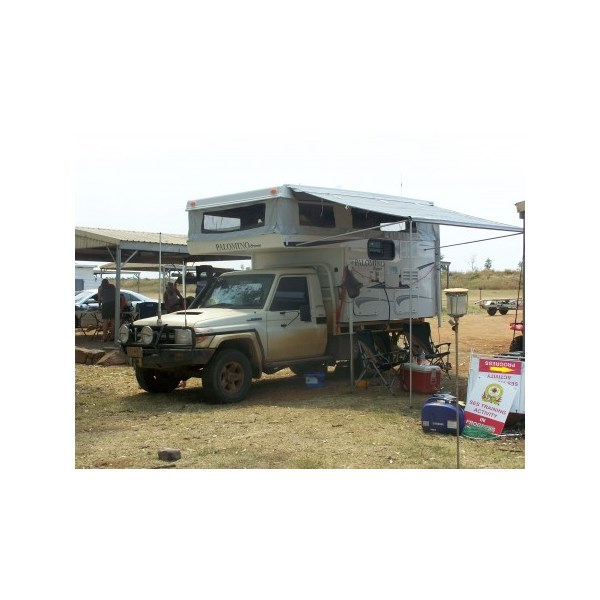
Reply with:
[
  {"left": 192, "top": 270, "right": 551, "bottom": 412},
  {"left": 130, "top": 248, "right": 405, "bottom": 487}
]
[{"left": 305, "top": 373, "right": 325, "bottom": 388}]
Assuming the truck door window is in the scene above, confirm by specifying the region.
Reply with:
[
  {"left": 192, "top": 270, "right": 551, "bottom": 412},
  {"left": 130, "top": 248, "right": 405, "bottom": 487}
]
[{"left": 270, "top": 277, "right": 309, "bottom": 311}]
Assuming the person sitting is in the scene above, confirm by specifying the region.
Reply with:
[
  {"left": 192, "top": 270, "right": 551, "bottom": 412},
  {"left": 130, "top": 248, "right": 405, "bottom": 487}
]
[{"left": 163, "top": 281, "right": 184, "bottom": 313}]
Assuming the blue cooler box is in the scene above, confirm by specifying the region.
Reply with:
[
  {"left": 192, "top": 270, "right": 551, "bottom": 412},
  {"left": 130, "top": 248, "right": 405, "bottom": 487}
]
[
  {"left": 305, "top": 373, "right": 325, "bottom": 388},
  {"left": 421, "top": 395, "right": 465, "bottom": 434}
]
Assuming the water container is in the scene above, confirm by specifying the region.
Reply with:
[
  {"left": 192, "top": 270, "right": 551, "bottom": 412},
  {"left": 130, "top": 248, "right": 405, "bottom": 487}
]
[{"left": 305, "top": 373, "right": 325, "bottom": 388}]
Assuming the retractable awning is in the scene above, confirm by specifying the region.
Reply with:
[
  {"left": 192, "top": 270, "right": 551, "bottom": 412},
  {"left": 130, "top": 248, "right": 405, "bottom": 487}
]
[{"left": 288, "top": 184, "right": 522, "bottom": 232}]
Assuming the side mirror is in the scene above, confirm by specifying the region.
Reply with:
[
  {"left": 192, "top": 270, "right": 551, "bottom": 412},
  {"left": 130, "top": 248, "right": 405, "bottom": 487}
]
[{"left": 299, "top": 304, "right": 311, "bottom": 322}]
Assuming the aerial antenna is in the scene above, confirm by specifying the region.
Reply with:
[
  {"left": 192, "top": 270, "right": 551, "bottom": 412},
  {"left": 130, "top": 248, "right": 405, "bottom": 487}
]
[
  {"left": 400, "top": 174, "right": 403, "bottom": 196},
  {"left": 157, "top": 232, "right": 163, "bottom": 325}
]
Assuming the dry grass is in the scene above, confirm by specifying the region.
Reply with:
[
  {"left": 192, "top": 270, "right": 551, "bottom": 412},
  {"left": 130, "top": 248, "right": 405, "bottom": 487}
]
[{"left": 75, "top": 362, "right": 524, "bottom": 470}]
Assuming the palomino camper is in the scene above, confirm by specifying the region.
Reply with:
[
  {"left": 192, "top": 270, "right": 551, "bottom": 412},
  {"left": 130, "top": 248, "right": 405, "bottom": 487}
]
[{"left": 119, "top": 184, "right": 522, "bottom": 403}]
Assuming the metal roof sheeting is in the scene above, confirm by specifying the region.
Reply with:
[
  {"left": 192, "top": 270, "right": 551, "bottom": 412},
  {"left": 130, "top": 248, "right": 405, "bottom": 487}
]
[
  {"left": 76, "top": 227, "right": 187, "bottom": 247},
  {"left": 75, "top": 227, "right": 190, "bottom": 264}
]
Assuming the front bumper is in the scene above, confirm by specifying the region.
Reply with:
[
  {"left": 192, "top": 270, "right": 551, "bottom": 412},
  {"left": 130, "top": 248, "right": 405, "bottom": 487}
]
[
  {"left": 125, "top": 345, "right": 215, "bottom": 369},
  {"left": 121, "top": 324, "right": 215, "bottom": 369}
]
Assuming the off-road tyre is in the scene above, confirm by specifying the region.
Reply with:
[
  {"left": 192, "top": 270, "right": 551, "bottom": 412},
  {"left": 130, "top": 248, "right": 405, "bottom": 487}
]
[
  {"left": 135, "top": 367, "right": 181, "bottom": 393},
  {"left": 203, "top": 349, "right": 252, "bottom": 403},
  {"left": 487, "top": 307, "right": 498, "bottom": 316},
  {"left": 499, "top": 307, "right": 509, "bottom": 315}
]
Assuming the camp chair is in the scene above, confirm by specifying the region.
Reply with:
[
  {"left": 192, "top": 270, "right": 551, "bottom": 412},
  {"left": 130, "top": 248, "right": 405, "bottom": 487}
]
[
  {"left": 403, "top": 322, "right": 452, "bottom": 378},
  {"left": 355, "top": 330, "right": 406, "bottom": 393},
  {"left": 79, "top": 310, "right": 102, "bottom": 339}
]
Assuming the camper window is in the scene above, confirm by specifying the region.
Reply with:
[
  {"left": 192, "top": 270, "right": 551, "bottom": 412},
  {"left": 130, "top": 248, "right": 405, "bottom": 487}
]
[
  {"left": 298, "top": 203, "right": 336, "bottom": 228},
  {"left": 352, "top": 208, "right": 416, "bottom": 232},
  {"left": 368, "top": 239, "right": 395, "bottom": 260},
  {"left": 202, "top": 204, "right": 266, "bottom": 233}
]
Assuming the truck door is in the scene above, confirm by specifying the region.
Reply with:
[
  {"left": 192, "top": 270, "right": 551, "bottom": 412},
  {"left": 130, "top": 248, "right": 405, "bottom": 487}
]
[{"left": 265, "top": 275, "right": 327, "bottom": 360}]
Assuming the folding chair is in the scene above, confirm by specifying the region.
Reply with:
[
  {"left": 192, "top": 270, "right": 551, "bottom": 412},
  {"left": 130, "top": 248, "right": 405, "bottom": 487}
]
[
  {"left": 404, "top": 322, "right": 452, "bottom": 378},
  {"left": 355, "top": 330, "right": 405, "bottom": 393},
  {"left": 79, "top": 310, "right": 102, "bottom": 339}
]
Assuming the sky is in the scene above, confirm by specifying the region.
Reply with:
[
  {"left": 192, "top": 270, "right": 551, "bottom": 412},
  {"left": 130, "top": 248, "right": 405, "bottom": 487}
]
[
  {"left": 6, "top": 1, "right": 599, "bottom": 596},
  {"left": 71, "top": 0, "right": 528, "bottom": 272}
]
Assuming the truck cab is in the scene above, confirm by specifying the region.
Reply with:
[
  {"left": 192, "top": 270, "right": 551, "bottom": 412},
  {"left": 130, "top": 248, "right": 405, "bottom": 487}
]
[{"left": 120, "top": 268, "right": 330, "bottom": 403}]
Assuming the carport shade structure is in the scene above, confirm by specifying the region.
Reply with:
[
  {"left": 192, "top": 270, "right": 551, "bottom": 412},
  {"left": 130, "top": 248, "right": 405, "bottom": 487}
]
[{"left": 75, "top": 227, "right": 197, "bottom": 344}]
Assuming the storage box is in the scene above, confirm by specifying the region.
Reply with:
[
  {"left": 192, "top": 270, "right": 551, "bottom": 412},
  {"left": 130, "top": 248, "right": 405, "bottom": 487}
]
[
  {"left": 401, "top": 364, "right": 442, "bottom": 394},
  {"left": 305, "top": 373, "right": 325, "bottom": 388},
  {"left": 422, "top": 398, "right": 465, "bottom": 434}
]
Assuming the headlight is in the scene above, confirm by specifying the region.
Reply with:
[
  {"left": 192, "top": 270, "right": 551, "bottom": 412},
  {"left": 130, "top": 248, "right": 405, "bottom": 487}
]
[
  {"left": 174, "top": 328, "right": 192, "bottom": 345},
  {"left": 119, "top": 324, "right": 130, "bottom": 344},
  {"left": 141, "top": 325, "right": 154, "bottom": 345}
]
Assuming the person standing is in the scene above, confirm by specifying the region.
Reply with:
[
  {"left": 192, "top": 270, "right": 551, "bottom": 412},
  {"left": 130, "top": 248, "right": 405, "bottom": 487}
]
[
  {"left": 98, "top": 278, "right": 117, "bottom": 342},
  {"left": 163, "top": 281, "right": 184, "bottom": 313}
]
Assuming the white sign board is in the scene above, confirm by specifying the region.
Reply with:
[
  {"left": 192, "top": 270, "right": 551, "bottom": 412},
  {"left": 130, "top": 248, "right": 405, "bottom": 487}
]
[{"left": 465, "top": 355, "right": 524, "bottom": 435}]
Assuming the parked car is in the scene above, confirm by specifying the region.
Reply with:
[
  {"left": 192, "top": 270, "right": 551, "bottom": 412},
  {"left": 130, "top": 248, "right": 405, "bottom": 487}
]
[{"left": 75, "top": 289, "right": 158, "bottom": 327}]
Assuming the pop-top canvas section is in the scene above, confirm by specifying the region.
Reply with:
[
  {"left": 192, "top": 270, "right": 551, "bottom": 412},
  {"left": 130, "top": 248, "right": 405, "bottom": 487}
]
[{"left": 186, "top": 184, "right": 447, "bottom": 259}]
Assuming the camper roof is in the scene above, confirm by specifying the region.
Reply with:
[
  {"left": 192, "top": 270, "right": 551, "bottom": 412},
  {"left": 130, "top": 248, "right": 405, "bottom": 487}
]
[{"left": 186, "top": 184, "right": 522, "bottom": 232}]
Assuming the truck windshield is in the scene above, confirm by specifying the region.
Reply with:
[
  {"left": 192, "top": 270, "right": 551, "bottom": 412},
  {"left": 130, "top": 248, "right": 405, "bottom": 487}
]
[{"left": 199, "top": 274, "right": 275, "bottom": 309}]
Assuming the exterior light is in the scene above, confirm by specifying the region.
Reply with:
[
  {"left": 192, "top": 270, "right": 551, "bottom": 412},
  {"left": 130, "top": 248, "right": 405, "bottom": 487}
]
[{"left": 444, "top": 288, "right": 469, "bottom": 318}]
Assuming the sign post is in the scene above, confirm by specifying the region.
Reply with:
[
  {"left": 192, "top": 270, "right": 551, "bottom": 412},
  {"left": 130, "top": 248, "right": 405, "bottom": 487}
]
[{"left": 465, "top": 355, "right": 523, "bottom": 435}]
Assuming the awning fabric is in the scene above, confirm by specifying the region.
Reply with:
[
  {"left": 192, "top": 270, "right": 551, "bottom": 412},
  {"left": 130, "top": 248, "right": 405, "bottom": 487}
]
[{"left": 288, "top": 184, "right": 522, "bottom": 232}]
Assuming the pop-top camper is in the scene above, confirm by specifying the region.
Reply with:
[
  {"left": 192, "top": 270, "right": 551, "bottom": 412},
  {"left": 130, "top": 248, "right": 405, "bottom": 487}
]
[{"left": 119, "top": 184, "right": 521, "bottom": 403}]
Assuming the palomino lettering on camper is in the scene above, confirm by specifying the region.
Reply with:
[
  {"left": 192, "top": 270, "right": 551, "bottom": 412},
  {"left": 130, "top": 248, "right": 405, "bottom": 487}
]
[
  {"left": 215, "top": 242, "right": 262, "bottom": 251},
  {"left": 350, "top": 259, "right": 385, "bottom": 267}
]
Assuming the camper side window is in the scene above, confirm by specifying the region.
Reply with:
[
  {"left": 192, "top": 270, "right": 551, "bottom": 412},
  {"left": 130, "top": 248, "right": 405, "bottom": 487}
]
[
  {"left": 368, "top": 239, "right": 395, "bottom": 260},
  {"left": 352, "top": 208, "right": 416, "bottom": 232},
  {"left": 298, "top": 203, "right": 336, "bottom": 228},
  {"left": 270, "top": 277, "right": 309, "bottom": 311},
  {"left": 202, "top": 204, "right": 266, "bottom": 232}
]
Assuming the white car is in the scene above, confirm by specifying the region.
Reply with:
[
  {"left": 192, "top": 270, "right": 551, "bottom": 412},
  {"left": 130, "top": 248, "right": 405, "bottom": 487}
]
[{"left": 75, "top": 289, "right": 158, "bottom": 327}]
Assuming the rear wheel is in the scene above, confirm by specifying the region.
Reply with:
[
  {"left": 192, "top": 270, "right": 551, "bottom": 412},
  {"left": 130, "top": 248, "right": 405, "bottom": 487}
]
[
  {"left": 135, "top": 367, "right": 181, "bottom": 393},
  {"left": 487, "top": 307, "right": 498, "bottom": 316},
  {"left": 203, "top": 349, "right": 252, "bottom": 403},
  {"left": 499, "top": 307, "right": 509, "bottom": 315}
]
